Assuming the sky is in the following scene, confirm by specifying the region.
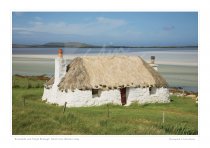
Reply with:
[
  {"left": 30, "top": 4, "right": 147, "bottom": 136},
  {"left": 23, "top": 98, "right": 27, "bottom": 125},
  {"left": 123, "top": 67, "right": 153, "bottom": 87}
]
[{"left": 12, "top": 12, "right": 198, "bottom": 46}]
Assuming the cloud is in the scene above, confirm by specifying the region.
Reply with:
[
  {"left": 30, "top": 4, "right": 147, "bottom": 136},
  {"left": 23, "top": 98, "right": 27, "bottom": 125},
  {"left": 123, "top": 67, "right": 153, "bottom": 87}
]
[
  {"left": 15, "top": 30, "right": 33, "bottom": 35},
  {"left": 29, "top": 21, "right": 43, "bottom": 25},
  {"left": 163, "top": 25, "right": 175, "bottom": 31},
  {"left": 13, "top": 17, "right": 144, "bottom": 45},
  {"left": 96, "top": 17, "right": 126, "bottom": 26},
  {"left": 13, "top": 17, "right": 127, "bottom": 36},
  {"left": 28, "top": 17, "right": 43, "bottom": 26},
  {"left": 13, "top": 12, "right": 24, "bottom": 16},
  {"left": 34, "top": 16, "right": 42, "bottom": 21}
]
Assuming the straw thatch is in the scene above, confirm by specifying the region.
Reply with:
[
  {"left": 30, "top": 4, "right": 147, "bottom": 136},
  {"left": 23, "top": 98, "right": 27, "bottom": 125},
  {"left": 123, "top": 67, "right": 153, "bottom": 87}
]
[
  {"left": 55, "top": 55, "right": 168, "bottom": 91},
  {"left": 44, "top": 76, "right": 54, "bottom": 88}
]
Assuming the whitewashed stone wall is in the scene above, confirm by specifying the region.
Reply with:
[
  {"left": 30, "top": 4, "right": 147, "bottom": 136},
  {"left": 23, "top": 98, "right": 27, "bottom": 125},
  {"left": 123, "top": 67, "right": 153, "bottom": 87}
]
[
  {"left": 89, "top": 89, "right": 121, "bottom": 106},
  {"left": 42, "top": 88, "right": 122, "bottom": 107},
  {"left": 42, "top": 87, "right": 56, "bottom": 103},
  {"left": 42, "top": 87, "right": 169, "bottom": 107},
  {"left": 126, "top": 87, "right": 169, "bottom": 105}
]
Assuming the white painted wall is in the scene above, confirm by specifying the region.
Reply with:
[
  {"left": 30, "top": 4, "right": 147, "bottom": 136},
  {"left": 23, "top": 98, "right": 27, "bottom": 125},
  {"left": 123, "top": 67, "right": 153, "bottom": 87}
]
[
  {"left": 54, "top": 58, "right": 66, "bottom": 86},
  {"left": 126, "top": 87, "right": 169, "bottom": 105},
  {"left": 42, "top": 86, "right": 57, "bottom": 103},
  {"left": 42, "top": 86, "right": 169, "bottom": 107}
]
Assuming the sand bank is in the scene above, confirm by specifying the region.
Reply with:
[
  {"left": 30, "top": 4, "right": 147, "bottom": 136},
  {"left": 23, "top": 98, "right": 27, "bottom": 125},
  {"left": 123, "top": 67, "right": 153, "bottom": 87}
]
[{"left": 13, "top": 52, "right": 198, "bottom": 66}]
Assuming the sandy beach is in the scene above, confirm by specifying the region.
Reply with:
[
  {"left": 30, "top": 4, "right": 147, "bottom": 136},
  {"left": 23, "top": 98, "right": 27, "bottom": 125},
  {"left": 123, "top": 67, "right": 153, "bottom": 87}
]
[{"left": 12, "top": 49, "right": 198, "bottom": 66}]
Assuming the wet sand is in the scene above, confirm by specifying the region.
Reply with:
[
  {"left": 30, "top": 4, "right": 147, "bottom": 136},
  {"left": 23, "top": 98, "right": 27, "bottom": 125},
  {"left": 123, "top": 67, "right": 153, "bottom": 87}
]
[{"left": 12, "top": 49, "right": 198, "bottom": 66}]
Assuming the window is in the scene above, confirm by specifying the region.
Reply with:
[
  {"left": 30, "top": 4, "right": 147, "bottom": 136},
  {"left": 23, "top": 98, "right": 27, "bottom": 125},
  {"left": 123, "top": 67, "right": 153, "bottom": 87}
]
[
  {"left": 92, "top": 89, "right": 101, "bottom": 98},
  {"left": 149, "top": 87, "right": 156, "bottom": 95}
]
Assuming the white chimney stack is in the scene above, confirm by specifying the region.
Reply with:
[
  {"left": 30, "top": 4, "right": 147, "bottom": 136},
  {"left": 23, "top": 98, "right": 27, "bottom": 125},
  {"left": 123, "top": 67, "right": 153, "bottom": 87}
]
[
  {"left": 54, "top": 48, "right": 67, "bottom": 87},
  {"left": 149, "top": 56, "right": 158, "bottom": 71},
  {"left": 151, "top": 56, "right": 155, "bottom": 64}
]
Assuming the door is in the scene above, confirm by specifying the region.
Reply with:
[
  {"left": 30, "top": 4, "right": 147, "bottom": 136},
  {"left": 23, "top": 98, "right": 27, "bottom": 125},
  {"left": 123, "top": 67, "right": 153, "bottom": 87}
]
[{"left": 120, "top": 88, "right": 126, "bottom": 105}]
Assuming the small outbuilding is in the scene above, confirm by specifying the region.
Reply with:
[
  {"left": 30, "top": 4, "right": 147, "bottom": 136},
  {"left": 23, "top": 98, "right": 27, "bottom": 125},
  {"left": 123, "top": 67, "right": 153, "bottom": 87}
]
[{"left": 42, "top": 49, "right": 170, "bottom": 107}]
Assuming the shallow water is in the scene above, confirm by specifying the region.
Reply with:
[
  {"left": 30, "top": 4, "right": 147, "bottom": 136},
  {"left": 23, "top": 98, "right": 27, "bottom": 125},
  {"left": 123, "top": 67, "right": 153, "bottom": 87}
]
[{"left": 158, "top": 64, "right": 198, "bottom": 92}]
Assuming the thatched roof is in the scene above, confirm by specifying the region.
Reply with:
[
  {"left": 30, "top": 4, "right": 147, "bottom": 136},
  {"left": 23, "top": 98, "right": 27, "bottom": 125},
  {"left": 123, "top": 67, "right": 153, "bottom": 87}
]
[
  {"left": 55, "top": 55, "right": 168, "bottom": 91},
  {"left": 44, "top": 76, "right": 54, "bottom": 87}
]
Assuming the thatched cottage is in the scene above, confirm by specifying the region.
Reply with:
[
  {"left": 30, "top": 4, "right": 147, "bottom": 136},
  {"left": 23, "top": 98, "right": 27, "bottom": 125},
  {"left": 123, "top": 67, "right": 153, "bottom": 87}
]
[{"left": 42, "top": 49, "right": 169, "bottom": 107}]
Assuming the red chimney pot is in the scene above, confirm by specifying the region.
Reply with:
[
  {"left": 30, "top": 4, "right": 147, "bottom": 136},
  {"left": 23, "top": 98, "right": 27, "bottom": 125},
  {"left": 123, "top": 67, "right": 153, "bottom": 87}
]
[{"left": 58, "top": 48, "right": 63, "bottom": 58}]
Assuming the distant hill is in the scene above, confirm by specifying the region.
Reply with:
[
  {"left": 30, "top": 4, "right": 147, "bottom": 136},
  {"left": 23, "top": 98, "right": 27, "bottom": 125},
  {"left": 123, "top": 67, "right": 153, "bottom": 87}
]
[
  {"left": 12, "top": 44, "right": 34, "bottom": 48},
  {"left": 12, "top": 42, "right": 99, "bottom": 48},
  {"left": 42, "top": 42, "right": 99, "bottom": 48},
  {"left": 12, "top": 42, "right": 198, "bottom": 48}
]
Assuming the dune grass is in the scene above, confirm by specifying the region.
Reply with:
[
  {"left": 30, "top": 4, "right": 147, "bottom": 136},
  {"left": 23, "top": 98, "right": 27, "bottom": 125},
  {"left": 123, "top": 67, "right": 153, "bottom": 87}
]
[{"left": 12, "top": 76, "right": 198, "bottom": 135}]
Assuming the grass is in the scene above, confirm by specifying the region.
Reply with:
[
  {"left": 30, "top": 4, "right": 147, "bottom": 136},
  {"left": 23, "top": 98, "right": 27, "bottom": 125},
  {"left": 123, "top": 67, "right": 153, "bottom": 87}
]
[
  {"left": 12, "top": 75, "right": 48, "bottom": 88},
  {"left": 12, "top": 76, "right": 198, "bottom": 135}
]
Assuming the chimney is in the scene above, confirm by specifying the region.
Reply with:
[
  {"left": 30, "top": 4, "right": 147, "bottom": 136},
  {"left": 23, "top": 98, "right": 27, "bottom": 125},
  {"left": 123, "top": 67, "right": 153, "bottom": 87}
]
[
  {"left": 149, "top": 56, "right": 158, "bottom": 71},
  {"left": 58, "top": 48, "right": 63, "bottom": 58},
  {"left": 53, "top": 48, "right": 66, "bottom": 87},
  {"left": 151, "top": 56, "right": 155, "bottom": 64}
]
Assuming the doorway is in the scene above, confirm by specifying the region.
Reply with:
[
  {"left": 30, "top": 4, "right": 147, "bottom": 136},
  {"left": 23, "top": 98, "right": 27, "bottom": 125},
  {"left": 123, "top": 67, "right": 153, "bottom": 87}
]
[{"left": 120, "top": 88, "right": 126, "bottom": 105}]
